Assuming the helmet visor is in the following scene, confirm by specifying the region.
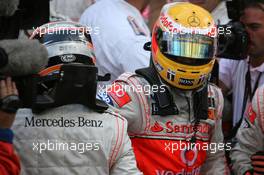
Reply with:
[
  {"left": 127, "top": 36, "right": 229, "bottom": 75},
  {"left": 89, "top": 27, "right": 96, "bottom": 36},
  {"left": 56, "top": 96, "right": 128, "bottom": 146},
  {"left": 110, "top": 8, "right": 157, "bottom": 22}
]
[
  {"left": 34, "top": 30, "right": 92, "bottom": 45},
  {"left": 32, "top": 29, "right": 96, "bottom": 66},
  {"left": 156, "top": 28, "right": 215, "bottom": 59}
]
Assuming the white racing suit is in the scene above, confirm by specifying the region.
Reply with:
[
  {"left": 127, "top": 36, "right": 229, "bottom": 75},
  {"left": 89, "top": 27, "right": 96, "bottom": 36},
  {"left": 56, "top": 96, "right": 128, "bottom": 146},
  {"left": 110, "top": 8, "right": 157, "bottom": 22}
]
[
  {"left": 230, "top": 85, "right": 264, "bottom": 175},
  {"left": 99, "top": 72, "right": 230, "bottom": 175},
  {"left": 12, "top": 104, "right": 141, "bottom": 175}
]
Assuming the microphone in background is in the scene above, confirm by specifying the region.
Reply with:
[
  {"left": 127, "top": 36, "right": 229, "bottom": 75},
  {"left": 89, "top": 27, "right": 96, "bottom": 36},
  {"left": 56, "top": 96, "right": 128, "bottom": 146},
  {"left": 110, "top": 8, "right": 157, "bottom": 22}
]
[
  {"left": 0, "top": 0, "right": 19, "bottom": 17},
  {"left": 0, "top": 39, "right": 48, "bottom": 76},
  {"left": 0, "top": 0, "right": 49, "bottom": 112},
  {"left": 0, "top": 39, "right": 48, "bottom": 111}
]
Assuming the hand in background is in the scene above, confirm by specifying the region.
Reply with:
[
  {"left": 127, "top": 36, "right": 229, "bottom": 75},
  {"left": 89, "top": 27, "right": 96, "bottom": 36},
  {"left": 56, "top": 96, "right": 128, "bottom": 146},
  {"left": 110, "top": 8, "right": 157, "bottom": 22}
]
[{"left": 0, "top": 77, "right": 18, "bottom": 128}]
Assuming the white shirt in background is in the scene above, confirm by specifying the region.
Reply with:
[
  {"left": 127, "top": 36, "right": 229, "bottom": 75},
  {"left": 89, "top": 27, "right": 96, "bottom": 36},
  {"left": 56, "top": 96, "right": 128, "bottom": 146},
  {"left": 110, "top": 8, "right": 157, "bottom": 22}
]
[
  {"left": 80, "top": 0, "right": 151, "bottom": 85},
  {"left": 211, "top": 1, "right": 230, "bottom": 25},
  {"left": 219, "top": 59, "right": 264, "bottom": 126},
  {"left": 50, "top": 0, "right": 94, "bottom": 21}
]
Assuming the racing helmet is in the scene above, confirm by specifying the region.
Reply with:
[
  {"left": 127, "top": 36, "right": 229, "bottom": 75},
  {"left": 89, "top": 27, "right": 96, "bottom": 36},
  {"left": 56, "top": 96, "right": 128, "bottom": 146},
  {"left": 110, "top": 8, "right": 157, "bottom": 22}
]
[
  {"left": 29, "top": 21, "right": 97, "bottom": 98},
  {"left": 151, "top": 2, "right": 217, "bottom": 90},
  {"left": 30, "top": 21, "right": 96, "bottom": 77},
  {"left": 27, "top": 21, "right": 106, "bottom": 112}
]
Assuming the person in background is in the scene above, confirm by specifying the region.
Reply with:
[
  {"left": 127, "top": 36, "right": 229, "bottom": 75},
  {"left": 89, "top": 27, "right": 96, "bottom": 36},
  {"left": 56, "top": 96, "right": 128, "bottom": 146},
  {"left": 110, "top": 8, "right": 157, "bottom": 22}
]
[
  {"left": 231, "top": 83, "right": 264, "bottom": 175},
  {"left": 12, "top": 21, "right": 141, "bottom": 175},
  {"left": 0, "top": 77, "right": 20, "bottom": 175},
  {"left": 80, "top": 0, "right": 151, "bottom": 84},
  {"left": 50, "top": 0, "right": 95, "bottom": 21},
  {"left": 219, "top": 1, "right": 264, "bottom": 131}
]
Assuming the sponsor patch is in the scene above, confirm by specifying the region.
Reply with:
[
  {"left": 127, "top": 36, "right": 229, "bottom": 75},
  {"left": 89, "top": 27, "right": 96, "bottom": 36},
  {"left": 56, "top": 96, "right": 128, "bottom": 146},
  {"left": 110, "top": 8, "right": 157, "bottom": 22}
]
[
  {"left": 167, "top": 69, "right": 176, "bottom": 81},
  {"left": 179, "top": 78, "right": 194, "bottom": 86},
  {"left": 159, "top": 13, "right": 217, "bottom": 37},
  {"left": 60, "top": 54, "right": 76, "bottom": 63},
  {"left": 97, "top": 91, "right": 113, "bottom": 106},
  {"left": 198, "top": 74, "right": 207, "bottom": 85},
  {"left": 208, "top": 96, "right": 216, "bottom": 120},
  {"left": 187, "top": 14, "right": 201, "bottom": 27},
  {"left": 247, "top": 104, "right": 256, "bottom": 124},
  {"left": 127, "top": 16, "right": 147, "bottom": 36},
  {"left": 155, "top": 62, "right": 164, "bottom": 72},
  {"left": 181, "top": 149, "right": 198, "bottom": 166},
  {"left": 150, "top": 121, "right": 164, "bottom": 132},
  {"left": 151, "top": 102, "right": 179, "bottom": 115},
  {"left": 150, "top": 120, "right": 210, "bottom": 134},
  {"left": 108, "top": 83, "right": 131, "bottom": 108}
]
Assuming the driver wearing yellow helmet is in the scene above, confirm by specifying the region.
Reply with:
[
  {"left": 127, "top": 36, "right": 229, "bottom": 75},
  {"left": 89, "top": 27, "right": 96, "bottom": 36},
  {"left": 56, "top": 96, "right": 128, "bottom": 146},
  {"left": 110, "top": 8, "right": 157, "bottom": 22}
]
[{"left": 99, "top": 2, "right": 230, "bottom": 175}]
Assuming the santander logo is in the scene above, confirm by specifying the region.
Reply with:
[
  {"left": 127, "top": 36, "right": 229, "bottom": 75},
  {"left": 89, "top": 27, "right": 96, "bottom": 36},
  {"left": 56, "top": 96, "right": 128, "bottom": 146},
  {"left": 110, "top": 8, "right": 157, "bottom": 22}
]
[
  {"left": 150, "top": 121, "right": 210, "bottom": 134},
  {"left": 151, "top": 121, "right": 164, "bottom": 132}
]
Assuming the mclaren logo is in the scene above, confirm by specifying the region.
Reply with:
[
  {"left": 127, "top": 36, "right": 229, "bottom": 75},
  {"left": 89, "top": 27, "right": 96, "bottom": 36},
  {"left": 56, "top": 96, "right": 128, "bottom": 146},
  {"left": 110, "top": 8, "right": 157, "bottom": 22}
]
[
  {"left": 60, "top": 54, "right": 76, "bottom": 63},
  {"left": 187, "top": 14, "right": 201, "bottom": 27}
]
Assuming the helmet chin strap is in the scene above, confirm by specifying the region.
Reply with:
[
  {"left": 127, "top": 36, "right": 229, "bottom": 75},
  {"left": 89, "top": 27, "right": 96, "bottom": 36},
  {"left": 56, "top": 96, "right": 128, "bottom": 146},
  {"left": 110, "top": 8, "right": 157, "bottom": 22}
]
[
  {"left": 136, "top": 59, "right": 179, "bottom": 116},
  {"left": 138, "top": 58, "right": 209, "bottom": 145},
  {"left": 139, "top": 56, "right": 209, "bottom": 120},
  {"left": 193, "top": 82, "right": 209, "bottom": 120}
]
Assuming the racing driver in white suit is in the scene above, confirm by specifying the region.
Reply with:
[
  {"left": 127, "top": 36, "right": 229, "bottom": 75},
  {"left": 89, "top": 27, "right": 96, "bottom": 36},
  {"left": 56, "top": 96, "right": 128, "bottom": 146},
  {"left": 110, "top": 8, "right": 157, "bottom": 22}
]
[{"left": 12, "top": 22, "right": 141, "bottom": 175}]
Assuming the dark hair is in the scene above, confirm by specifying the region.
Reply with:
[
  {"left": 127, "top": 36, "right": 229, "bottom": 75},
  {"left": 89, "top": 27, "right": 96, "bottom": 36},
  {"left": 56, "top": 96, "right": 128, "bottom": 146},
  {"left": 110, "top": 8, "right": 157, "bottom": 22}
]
[{"left": 243, "top": 0, "right": 264, "bottom": 11}]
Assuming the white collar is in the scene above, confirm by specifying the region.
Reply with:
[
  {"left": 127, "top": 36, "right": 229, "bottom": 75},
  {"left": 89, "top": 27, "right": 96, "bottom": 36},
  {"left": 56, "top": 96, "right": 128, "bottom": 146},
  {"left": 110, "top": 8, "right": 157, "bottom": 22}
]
[{"left": 246, "top": 58, "right": 264, "bottom": 72}]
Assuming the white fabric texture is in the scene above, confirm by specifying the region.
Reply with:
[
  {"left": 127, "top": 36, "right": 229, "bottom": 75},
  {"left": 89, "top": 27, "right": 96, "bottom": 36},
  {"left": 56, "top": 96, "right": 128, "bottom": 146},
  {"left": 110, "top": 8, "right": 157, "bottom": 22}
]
[
  {"left": 50, "top": 0, "right": 94, "bottom": 21},
  {"left": 211, "top": 1, "right": 230, "bottom": 25},
  {"left": 12, "top": 105, "right": 142, "bottom": 175},
  {"left": 80, "top": 0, "right": 151, "bottom": 84}
]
